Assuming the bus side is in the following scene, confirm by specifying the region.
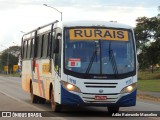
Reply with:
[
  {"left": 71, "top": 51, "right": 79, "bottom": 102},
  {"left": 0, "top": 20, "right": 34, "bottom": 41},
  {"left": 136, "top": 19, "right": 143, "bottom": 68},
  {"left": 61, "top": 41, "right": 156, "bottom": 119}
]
[{"left": 21, "top": 30, "right": 54, "bottom": 101}]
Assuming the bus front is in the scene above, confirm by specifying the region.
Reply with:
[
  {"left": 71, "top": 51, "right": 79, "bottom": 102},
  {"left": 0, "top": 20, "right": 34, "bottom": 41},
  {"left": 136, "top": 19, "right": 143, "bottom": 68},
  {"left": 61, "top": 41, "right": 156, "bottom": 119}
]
[{"left": 61, "top": 25, "right": 137, "bottom": 112}]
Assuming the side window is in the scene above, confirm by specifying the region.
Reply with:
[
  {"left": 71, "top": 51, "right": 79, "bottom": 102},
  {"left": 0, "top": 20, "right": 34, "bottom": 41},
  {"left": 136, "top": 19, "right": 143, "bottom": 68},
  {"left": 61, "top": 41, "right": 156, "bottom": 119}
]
[
  {"left": 42, "top": 34, "right": 48, "bottom": 58},
  {"left": 24, "top": 41, "right": 28, "bottom": 59},
  {"left": 27, "top": 40, "right": 31, "bottom": 59},
  {"left": 47, "top": 32, "right": 52, "bottom": 57},
  {"left": 35, "top": 36, "right": 39, "bottom": 58},
  {"left": 37, "top": 36, "right": 42, "bottom": 58},
  {"left": 41, "top": 35, "right": 44, "bottom": 58},
  {"left": 31, "top": 38, "right": 34, "bottom": 58},
  {"left": 46, "top": 31, "right": 55, "bottom": 58},
  {"left": 22, "top": 41, "right": 25, "bottom": 59}
]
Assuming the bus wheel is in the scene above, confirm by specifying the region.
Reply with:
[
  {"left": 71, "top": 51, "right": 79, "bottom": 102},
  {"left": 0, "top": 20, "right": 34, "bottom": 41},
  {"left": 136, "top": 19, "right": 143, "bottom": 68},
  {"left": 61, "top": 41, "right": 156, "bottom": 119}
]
[
  {"left": 38, "top": 97, "right": 46, "bottom": 104},
  {"left": 30, "top": 83, "right": 38, "bottom": 103},
  {"left": 50, "top": 89, "right": 62, "bottom": 112},
  {"left": 108, "top": 107, "right": 119, "bottom": 113}
]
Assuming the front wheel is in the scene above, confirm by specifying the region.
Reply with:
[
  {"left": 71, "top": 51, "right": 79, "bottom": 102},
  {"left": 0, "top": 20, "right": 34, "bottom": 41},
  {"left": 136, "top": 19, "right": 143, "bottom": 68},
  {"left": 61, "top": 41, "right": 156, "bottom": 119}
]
[
  {"left": 108, "top": 107, "right": 119, "bottom": 113},
  {"left": 50, "top": 89, "right": 62, "bottom": 112}
]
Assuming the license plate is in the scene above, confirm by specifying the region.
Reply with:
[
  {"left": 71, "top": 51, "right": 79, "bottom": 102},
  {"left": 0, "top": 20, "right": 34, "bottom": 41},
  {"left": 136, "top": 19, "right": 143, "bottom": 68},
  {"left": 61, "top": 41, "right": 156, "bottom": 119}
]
[{"left": 95, "top": 96, "right": 107, "bottom": 100}]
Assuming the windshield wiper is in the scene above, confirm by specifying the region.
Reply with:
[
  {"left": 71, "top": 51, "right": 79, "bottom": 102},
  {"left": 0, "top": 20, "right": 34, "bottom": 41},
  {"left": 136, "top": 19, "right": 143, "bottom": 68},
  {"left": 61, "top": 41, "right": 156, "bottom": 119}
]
[
  {"left": 85, "top": 41, "right": 99, "bottom": 74},
  {"left": 109, "top": 42, "right": 118, "bottom": 77}
]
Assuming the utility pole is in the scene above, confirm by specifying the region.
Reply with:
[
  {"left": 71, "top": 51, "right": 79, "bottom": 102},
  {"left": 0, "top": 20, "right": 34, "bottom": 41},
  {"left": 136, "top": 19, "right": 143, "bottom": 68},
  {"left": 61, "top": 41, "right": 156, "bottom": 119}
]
[{"left": 43, "top": 4, "right": 62, "bottom": 21}]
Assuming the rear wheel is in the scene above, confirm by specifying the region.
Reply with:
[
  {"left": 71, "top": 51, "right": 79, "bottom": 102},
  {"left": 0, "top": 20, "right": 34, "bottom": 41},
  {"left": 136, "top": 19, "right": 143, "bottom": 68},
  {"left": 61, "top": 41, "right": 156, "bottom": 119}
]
[
  {"left": 50, "top": 88, "right": 62, "bottom": 112},
  {"left": 30, "top": 83, "right": 39, "bottom": 103},
  {"left": 108, "top": 107, "right": 119, "bottom": 113},
  {"left": 38, "top": 97, "right": 46, "bottom": 104}
]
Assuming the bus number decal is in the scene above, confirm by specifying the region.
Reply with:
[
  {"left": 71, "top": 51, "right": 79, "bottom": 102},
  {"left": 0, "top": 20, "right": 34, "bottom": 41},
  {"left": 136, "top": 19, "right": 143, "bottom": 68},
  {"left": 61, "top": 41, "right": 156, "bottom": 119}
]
[
  {"left": 69, "top": 78, "right": 76, "bottom": 85},
  {"left": 126, "top": 79, "right": 133, "bottom": 85}
]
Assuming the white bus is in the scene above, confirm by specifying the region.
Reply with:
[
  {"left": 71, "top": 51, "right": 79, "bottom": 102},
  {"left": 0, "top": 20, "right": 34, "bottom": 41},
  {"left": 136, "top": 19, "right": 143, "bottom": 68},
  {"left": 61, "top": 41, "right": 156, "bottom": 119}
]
[{"left": 21, "top": 20, "right": 137, "bottom": 113}]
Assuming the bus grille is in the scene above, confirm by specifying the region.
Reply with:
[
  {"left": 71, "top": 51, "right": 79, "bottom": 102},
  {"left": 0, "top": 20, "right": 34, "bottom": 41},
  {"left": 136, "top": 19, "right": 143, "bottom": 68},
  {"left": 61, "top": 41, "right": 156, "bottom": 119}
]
[{"left": 82, "top": 82, "right": 119, "bottom": 103}]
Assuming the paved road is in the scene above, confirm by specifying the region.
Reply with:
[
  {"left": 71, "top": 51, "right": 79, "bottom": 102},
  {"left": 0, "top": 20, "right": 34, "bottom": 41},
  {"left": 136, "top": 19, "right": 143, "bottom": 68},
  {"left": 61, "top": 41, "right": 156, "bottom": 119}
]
[{"left": 0, "top": 76, "right": 159, "bottom": 120}]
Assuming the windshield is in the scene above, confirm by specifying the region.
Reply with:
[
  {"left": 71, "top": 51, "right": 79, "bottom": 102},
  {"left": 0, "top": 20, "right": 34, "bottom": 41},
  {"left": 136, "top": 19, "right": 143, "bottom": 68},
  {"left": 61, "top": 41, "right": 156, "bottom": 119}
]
[{"left": 64, "top": 28, "right": 135, "bottom": 77}]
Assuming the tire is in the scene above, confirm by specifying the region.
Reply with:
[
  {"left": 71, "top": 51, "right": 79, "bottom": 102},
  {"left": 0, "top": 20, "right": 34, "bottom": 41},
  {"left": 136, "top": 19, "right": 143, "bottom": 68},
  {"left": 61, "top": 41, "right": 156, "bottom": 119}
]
[
  {"left": 108, "top": 107, "right": 119, "bottom": 113},
  {"left": 30, "top": 83, "right": 39, "bottom": 103},
  {"left": 38, "top": 97, "right": 46, "bottom": 104},
  {"left": 50, "top": 88, "right": 62, "bottom": 112}
]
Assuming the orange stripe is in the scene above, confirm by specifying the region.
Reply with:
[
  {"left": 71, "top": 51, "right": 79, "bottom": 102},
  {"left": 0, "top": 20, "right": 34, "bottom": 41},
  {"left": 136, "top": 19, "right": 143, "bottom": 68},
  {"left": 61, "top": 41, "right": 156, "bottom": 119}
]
[{"left": 35, "top": 63, "right": 42, "bottom": 97}]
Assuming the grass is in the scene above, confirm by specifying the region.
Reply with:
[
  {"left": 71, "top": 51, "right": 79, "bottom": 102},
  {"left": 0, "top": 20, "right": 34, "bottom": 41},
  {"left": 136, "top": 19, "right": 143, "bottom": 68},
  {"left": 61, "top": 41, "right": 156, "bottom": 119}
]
[
  {"left": 138, "top": 70, "right": 160, "bottom": 92},
  {"left": 138, "top": 79, "right": 160, "bottom": 92},
  {"left": 138, "top": 70, "right": 160, "bottom": 80},
  {"left": 0, "top": 73, "right": 20, "bottom": 77}
]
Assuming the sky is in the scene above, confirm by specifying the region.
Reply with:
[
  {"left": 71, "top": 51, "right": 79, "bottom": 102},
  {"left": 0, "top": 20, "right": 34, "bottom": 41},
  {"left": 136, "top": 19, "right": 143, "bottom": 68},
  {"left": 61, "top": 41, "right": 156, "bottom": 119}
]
[{"left": 0, "top": 0, "right": 159, "bottom": 51}]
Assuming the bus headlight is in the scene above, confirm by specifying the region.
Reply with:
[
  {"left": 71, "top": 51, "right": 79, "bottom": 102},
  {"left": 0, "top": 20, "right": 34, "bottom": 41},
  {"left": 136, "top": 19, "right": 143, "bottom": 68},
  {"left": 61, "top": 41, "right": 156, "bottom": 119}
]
[
  {"left": 120, "top": 83, "right": 137, "bottom": 93},
  {"left": 61, "top": 81, "right": 81, "bottom": 93}
]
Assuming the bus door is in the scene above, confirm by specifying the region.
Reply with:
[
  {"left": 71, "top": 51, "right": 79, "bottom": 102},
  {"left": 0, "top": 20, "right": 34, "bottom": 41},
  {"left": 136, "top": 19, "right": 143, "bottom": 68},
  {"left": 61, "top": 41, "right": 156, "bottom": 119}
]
[{"left": 53, "top": 28, "right": 62, "bottom": 103}]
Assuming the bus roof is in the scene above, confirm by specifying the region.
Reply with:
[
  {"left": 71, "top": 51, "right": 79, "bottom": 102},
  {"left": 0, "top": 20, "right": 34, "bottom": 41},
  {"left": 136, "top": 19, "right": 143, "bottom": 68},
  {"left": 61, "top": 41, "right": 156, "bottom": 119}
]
[
  {"left": 57, "top": 20, "right": 133, "bottom": 29},
  {"left": 22, "top": 20, "right": 133, "bottom": 39}
]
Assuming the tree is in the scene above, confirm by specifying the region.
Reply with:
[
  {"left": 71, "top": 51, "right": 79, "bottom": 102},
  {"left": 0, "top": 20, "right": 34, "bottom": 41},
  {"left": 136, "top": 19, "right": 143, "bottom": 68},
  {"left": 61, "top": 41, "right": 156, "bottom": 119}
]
[
  {"left": 146, "top": 41, "right": 160, "bottom": 73},
  {"left": 137, "top": 46, "right": 149, "bottom": 70},
  {"left": 134, "top": 17, "right": 150, "bottom": 50},
  {"left": 0, "top": 46, "right": 21, "bottom": 73},
  {"left": 158, "top": 6, "right": 160, "bottom": 17},
  {"left": 134, "top": 17, "right": 160, "bottom": 50},
  {"left": 137, "top": 39, "right": 160, "bottom": 72},
  {"left": 134, "top": 9, "right": 160, "bottom": 71}
]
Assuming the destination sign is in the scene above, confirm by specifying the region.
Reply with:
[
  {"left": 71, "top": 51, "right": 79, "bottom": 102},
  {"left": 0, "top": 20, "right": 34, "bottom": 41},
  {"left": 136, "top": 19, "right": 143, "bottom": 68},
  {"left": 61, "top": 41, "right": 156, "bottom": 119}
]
[{"left": 69, "top": 28, "right": 129, "bottom": 41}]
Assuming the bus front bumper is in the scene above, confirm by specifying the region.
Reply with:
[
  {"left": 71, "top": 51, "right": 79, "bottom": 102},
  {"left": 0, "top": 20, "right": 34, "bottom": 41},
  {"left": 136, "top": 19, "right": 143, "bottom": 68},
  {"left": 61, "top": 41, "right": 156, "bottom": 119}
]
[{"left": 61, "top": 86, "right": 137, "bottom": 107}]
